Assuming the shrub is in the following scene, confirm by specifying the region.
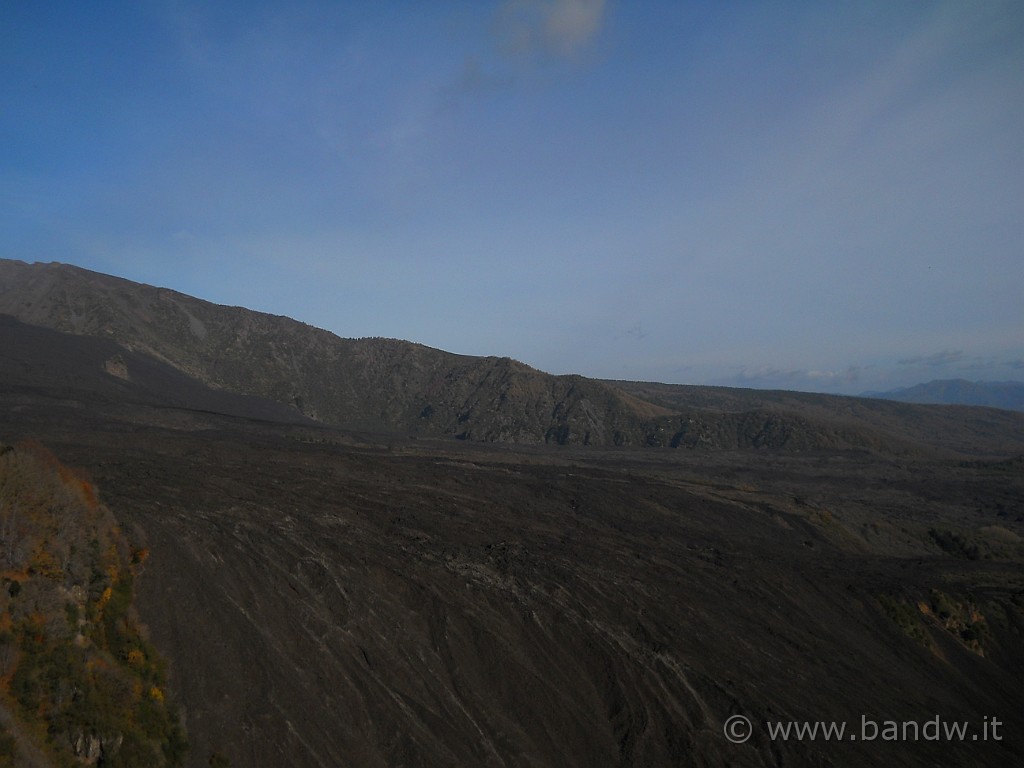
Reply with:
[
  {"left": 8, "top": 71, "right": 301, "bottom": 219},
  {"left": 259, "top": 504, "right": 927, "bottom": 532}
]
[{"left": 0, "top": 441, "right": 188, "bottom": 766}]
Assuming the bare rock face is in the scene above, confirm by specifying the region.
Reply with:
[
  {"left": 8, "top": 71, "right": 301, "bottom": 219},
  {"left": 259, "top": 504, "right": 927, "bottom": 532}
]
[
  {"left": 103, "top": 354, "right": 130, "bottom": 381},
  {"left": 70, "top": 732, "right": 101, "bottom": 764},
  {"left": 69, "top": 731, "right": 124, "bottom": 765}
]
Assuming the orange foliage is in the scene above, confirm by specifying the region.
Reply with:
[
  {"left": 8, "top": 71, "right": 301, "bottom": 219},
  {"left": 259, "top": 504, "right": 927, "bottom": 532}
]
[
  {"left": 85, "top": 655, "right": 113, "bottom": 674},
  {"left": 2, "top": 439, "right": 186, "bottom": 765},
  {"left": 29, "top": 543, "right": 62, "bottom": 580},
  {"left": 105, "top": 544, "right": 121, "bottom": 581},
  {"left": 58, "top": 464, "right": 99, "bottom": 509},
  {"left": 13, "top": 437, "right": 99, "bottom": 508}
]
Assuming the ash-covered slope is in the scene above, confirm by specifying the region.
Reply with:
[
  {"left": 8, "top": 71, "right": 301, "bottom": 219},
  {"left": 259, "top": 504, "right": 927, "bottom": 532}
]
[
  {"left": 0, "top": 259, "right": 669, "bottom": 445},
  {"left": 3, "top": 404, "right": 1023, "bottom": 768},
  {"left": 0, "top": 314, "right": 315, "bottom": 424}
]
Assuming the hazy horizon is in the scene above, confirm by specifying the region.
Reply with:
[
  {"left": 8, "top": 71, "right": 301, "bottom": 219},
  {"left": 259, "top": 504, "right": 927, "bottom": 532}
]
[{"left": 3, "top": 2, "right": 1022, "bottom": 394}]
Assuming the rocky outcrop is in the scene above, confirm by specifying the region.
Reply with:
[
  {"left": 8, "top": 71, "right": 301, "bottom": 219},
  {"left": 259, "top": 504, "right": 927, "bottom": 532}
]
[{"left": 70, "top": 731, "right": 123, "bottom": 765}]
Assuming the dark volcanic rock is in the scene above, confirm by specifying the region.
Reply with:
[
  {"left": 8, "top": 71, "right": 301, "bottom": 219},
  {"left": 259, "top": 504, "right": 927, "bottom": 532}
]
[
  {"left": 0, "top": 314, "right": 315, "bottom": 424},
  {"left": 6, "top": 258, "right": 1024, "bottom": 457},
  {"left": 2, "top": 390, "right": 1023, "bottom": 768},
  {"left": 609, "top": 379, "right": 1024, "bottom": 457}
]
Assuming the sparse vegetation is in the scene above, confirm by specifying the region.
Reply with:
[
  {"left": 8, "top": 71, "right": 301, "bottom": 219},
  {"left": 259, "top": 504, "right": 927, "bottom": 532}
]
[
  {"left": 927, "top": 526, "right": 1024, "bottom": 561},
  {"left": 922, "top": 589, "right": 991, "bottom": 656},
  {"left": 0, "top": 729, "right": 16, "bottom": 768},
  {"left": 878, "top": 589, "right": 994, "bottom": 657},
  {"left": 929, "top": 528, "right": 981, "bottom": 560},
  {"left": 877, "top": 594, "right": 932, "bottom": 648},
  {"left": 0, "top": 441, "right": 186, "bottom": 767}
]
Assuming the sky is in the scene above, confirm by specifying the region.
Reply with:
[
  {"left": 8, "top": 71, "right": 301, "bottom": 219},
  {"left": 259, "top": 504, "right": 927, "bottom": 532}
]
[{"left": 2, "top": 1, "right": 1022, "bottom": 394}]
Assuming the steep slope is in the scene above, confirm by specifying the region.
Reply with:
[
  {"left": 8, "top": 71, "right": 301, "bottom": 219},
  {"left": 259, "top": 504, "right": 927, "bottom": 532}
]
[
  {"left": 3, "top": 400, "right": 1023, "bottom": 768},
  {"left": 0, "top": 314, "right": 316, "bottom": 425}
]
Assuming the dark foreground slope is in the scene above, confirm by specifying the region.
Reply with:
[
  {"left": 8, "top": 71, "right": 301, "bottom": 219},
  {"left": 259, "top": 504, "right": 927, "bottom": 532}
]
[{"left": 3, "top": 382, "right": 1023, "bottom": 767}]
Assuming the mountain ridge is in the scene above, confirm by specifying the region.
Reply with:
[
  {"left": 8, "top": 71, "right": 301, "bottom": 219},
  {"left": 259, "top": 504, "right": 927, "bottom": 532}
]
[
  {"left": 0, "top": 259, "right": 667, "bottom": 446},
  {"left": 3, "top": 258, "right": 1024, "bottom": 456},
  {"left": 864, "top": 378, "right": 1024, "bottom": 412}
]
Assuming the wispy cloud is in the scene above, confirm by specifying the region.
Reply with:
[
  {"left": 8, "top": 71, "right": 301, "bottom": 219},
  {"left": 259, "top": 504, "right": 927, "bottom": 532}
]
[
  {"left": 496, "top": 0, "right": 607, "bottom": 58},
  {"left": 898, "top": 351, "right": 965, "bottom": 367},
  {"left": 718, "top": 365, "right": 866, "bottom": 393},
  {"left": 442, "top": 1, "right": 608, "bottom": 117}
]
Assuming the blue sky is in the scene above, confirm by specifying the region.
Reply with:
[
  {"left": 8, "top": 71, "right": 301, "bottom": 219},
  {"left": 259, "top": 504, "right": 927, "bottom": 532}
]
[{"left": 3, "top": 1, "right": 1022, "bottom": 394}]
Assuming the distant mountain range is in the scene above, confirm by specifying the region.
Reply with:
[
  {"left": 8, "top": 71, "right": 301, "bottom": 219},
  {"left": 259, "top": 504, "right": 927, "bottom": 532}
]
[
  {"left": 864, "top": 379, "right": 1024, "bottom": 412},
  {"left": 2, "top": 258, "right": 1023, "bottom": 456}
]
